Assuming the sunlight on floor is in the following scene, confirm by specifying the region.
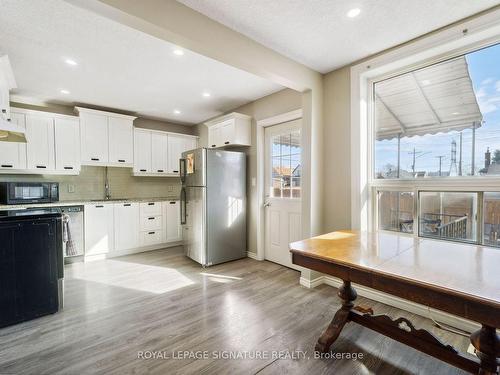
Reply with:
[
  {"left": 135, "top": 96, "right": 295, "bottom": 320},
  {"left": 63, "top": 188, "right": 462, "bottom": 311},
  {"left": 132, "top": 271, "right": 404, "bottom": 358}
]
[
  {"left": 200, "top": 272, "right": 243, "bottom": 283},
  {"left": 69, "top": 259, "right": 194, "bottom": 294}
]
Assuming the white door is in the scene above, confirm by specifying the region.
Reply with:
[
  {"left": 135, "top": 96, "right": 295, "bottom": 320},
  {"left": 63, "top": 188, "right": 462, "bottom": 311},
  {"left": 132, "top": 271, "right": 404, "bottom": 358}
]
[
  {"left": 54, "top": 117, "right": 80, "bottom": 172},
  {"left": 25, "top": 114, "right": 55, "bottom": 170},
  {"left": 108, "top": 117, "right": 134, "bottom": 165},
  {"left": 0, "top": 112, "right": 26, "bottom": 170},
  {"left": 84, "top": 204, "right": 115, "bottom": 255},
  {"left": 151, "top": 132, "right": 168, "bottom": 174},
  {"left": 81, "top": 112, "right": 108, "bottom": 163},
  {"left": 114, "top": 202, "right": 140, "bottom": 251},
  {"left": 133, "top": 129, "right": 152, "bottom": 173},
  {"left": 264, "top": 119, "right": 302, "bottom": 270}
]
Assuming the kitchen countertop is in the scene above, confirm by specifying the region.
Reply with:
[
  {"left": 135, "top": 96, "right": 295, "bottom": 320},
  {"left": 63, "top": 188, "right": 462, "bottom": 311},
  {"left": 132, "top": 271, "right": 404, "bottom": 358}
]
[{"left": 0, "top": 197, "right": 180, "bottom": 210}]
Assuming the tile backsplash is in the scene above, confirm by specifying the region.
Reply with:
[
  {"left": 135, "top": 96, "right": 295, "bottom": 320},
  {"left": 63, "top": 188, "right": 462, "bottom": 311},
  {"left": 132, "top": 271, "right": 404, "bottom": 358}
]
[{"left": 0, "top": 166, "right": 181, "bottom": 201}]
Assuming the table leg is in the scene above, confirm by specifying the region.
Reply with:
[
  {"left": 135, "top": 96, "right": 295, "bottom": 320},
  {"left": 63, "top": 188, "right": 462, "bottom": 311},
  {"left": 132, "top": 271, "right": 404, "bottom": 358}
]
[
  {"left": 315, "top": 280, "right": 357, "bottom": 353},
  {"left": 470, "top": 325, "right": 500, "bottom": 374}
]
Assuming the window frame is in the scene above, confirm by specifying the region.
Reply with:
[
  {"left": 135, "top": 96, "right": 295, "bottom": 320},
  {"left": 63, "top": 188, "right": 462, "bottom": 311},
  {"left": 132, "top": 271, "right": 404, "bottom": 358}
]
[{"left": 368, "top": 38, "right": 500, "bottom": 244}]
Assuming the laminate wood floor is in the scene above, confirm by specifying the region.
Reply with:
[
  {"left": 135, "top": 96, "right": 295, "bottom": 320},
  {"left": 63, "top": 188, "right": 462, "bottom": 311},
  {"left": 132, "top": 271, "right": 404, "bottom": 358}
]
[{"left": 0, "top": 247, "right": 472, "bottom": 375}]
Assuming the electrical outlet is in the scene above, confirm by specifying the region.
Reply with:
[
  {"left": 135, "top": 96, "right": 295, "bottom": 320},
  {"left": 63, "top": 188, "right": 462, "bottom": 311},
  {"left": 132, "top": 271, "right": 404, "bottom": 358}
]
[
  {"left": 68, "top": 184, "right": 75, "bottom": 193},
  {"left": 167, "top": 185, "right": 174, "bottom": 193}
]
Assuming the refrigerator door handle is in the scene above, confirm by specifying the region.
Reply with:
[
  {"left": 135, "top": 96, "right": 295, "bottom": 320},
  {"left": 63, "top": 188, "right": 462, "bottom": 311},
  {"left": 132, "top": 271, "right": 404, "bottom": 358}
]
[
  {"left": 180, "top": 187, "right": 187, "bottom": 225},
  {"left": 179, "top": 158, "right": 187, "bottom": 183}
]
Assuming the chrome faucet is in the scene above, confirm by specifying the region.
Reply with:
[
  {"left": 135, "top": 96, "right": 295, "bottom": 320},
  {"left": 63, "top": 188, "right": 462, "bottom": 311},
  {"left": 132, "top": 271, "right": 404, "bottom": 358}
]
[{"left": 104, "top": 167, "right": 111, "bottom": 200}]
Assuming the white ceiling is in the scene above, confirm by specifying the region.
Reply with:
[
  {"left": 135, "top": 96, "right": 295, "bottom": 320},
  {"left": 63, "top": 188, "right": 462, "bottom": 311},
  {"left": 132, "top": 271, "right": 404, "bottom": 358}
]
[
  {"left": 0, "top": 0, "right": 283, "bottom": 124},
  {"left": 178, "top": 0, "right": 500, "bottom": 73}
]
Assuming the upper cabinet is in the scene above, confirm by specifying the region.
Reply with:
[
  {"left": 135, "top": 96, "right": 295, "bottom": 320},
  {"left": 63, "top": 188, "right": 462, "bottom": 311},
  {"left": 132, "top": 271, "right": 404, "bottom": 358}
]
[
  {"left": 205, "top": 112, "right": 251, "bottom": 148},
  {"left": 76, "top": 107, "right": 136, "bottom": 167},
  {"left": 0, "top": 108, "right": 80, "bottom": 175},
  {"left": 133, "top": 128, "right": 197, "bottom": 177}
]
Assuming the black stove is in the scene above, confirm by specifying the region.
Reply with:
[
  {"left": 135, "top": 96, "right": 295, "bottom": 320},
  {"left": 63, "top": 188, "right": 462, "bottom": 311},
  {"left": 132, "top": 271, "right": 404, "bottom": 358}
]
[{"left": 0, "top": 208, "right": 62, "bottom": 221}]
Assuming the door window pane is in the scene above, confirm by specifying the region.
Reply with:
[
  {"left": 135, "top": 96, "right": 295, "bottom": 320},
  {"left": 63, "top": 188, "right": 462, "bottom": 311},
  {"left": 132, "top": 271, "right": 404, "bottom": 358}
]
[
  {"left": 378, "top": 191, "right": 414, "bottom": 233},
  {"left": 270, "top": 129, "right": 301, "bottom": 198},
  {"left": 483, "top": 192, "right": 500, "bottom": 247},
  {"left": 419, "top": 192, "right": 477, "bottom": 242}
]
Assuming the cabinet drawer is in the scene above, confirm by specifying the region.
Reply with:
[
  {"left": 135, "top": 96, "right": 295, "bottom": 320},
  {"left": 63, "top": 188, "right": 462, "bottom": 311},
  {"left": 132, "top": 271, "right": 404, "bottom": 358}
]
[
  {"left": 140, "top": 202, "right": 162, "bottom": 216},
  {"left": 140, "top": 230, "right": 163, "bottom": 246},
  {"left": 140, "top": 215, "right": 162, "bottom": 231}
]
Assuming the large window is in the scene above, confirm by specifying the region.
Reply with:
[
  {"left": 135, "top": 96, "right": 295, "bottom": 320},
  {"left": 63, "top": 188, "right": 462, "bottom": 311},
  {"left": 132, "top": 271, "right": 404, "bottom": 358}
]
[
  {"left": 374, "top": 43, "right": 500, "bottom": 179},
  {"left": 372, "top": 41, "right": 500, "bottom": 247}
]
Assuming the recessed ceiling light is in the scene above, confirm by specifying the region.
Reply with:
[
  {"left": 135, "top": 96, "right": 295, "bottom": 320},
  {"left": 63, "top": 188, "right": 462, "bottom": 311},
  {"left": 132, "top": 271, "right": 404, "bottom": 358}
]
[
  {"left": 65, "top": 58, "right": 77, "bottom": 66},
  {"left": 60, "top": 89, "right": 70, "bottom": 94},
  {"left": 173, "top": 109, "right": 181, "bottom": 115},
  {"left": 347, "top": 8, "right": 361, "bottom": 18},
  {"left": 202, "top": 92, "right": 211, "bottom": 98},
  {"left": 421, "top": 80, "right": 431, "bottom": 85},
  {"left": 173, "top": 49, "right": 184, "bottom": 56},
  {"left": 452, "top": 112, "right": 461, "bottom": 115}
]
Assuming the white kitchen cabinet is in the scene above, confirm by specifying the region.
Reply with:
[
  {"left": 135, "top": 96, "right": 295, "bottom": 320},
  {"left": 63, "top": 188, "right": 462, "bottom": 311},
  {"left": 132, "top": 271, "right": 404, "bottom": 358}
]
[
  {"left": 140, "top": 215, "right": 162, "bottom": 231},
  {"left": 54, "top": 117, "right": 80, "bottom": 172},
  {"left": 79, "top": 111, "right": 108, "bottom": 164},
  {"left": 163, "top": 200, "right": 182, "bottom": 242},
  {"left": 84, "top": 204, "right": 115, "bottom": 256},
  {"left": 133, "top": 129, "right": 152, "bottom": 173},
  {"left": 25, "top": 114, "right": 55, "bottom": 171},
  {"left": 205, "top": 112, "right": 251, "bottom": 148},
  {"left": 114, "top": 202, "right": 140, "bottom": 251},
  {"left": 140, "top": 230, "right": 163, "bottom": 247},
  {"left": 151, "top": 132, "right": 168, "bottom": 174},
  {"left": 140, "top": 201, "right": 162, "bottom": 217},
  {"left": 134, "top": 128, "right": 197, "bottom": 176},
  {"left": 0, "top": 112, "right": 26, "bottom": 170},
  {"left": 76, "top": 107, "right": 136, "bottom": 167},
  {"left": 167, "top": 134, "right": 197, "bottom": 174},
  {"left": 108, "top": 116, "right": 134, "bottom": 166}
]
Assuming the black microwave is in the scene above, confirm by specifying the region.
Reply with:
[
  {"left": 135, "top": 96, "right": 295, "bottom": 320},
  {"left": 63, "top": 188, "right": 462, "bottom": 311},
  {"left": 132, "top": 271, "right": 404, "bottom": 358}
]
[{"left": 0, "top": 182, "right": 59, "bottom": 205}]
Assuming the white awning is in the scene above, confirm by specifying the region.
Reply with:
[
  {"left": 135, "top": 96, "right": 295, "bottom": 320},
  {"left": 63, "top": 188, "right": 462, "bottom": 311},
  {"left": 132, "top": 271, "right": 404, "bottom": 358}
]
[{"left": 375, "top": 56, "right": 483, "bottom": 141}]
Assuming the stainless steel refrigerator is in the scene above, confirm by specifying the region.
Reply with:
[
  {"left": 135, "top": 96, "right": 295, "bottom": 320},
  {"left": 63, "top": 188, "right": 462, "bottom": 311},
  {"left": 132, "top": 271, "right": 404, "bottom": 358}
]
[{"left": 180, "top": 148, "right": 246, "bottom": 266}]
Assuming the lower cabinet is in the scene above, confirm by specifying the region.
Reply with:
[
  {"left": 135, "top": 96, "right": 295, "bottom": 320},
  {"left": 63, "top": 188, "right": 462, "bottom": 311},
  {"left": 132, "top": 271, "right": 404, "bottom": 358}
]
[
  {"left": 84, "top": 200, "right": 182, "bottom": 259},
  {"left": 84, "top": 204, "right": 115, "bottom": 256},
  {"left": 114, "top": 203, "right": 140, "bottom": 251},
  {"left": 163, "top": 200, "right": 182, "bottom": 242}
]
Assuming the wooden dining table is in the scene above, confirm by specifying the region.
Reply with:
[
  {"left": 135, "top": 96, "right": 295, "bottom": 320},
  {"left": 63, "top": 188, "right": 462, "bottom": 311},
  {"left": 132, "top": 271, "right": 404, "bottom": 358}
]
[{"left": 290, "top": 230, "right": 500, "bottom": 374}]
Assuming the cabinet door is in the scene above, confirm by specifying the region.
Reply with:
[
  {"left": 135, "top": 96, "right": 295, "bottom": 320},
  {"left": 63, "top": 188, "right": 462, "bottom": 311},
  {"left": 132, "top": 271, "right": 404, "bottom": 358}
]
[
  {"left": 0, "top": 112, "right": 26, "bottom": 170},
  {"left": 114, "top": 203, "right": 139, "bottom": 251},
  {"left": 108, "top": 117, "right": 134, "bottom": 165},
  {"left": 167, "top": 135, "right": 196, "bottom": 174},
  {"left": 26, "top": 114, "right": 55, "bottom": 170},
  {"left": 151, "top": 132, "right": 168, "bottom": 174},
  {"left": 219, "top": 120, "right": 235, "bottom": 146},
  {"left": 167, "top": 135, "right": 183, "bottom": 174},
  {"left": 164, "top": 200, "right": 182, "bottom": 242},
  {"left": 80, "top": 112, "right": 108, "bottom": 163},
  {"left": 208, "top": 125, "right": 221, "bottom": 148},
  {"left": 84, "top": 204, "right": 114, "bottom": 255},
  {"left": 133, "top": 129, "right": 152, "bottom": 173},
  {"left": 54, "top": 118, "right": 80, "bottom": 172}
]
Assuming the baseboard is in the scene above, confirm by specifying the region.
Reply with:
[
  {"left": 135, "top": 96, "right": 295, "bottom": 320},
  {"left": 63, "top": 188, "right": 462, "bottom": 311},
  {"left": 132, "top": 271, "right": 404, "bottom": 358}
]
[
  {"left": 300, "top": 275, "right": 480, "bottom": 333},
  {"left": 246, "top": 251, "right": 262, "bottom": 260}
]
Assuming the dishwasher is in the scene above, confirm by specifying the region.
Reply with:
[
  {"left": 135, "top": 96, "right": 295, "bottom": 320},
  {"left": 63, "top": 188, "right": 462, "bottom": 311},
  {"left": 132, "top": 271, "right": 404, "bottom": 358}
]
[{"left": 59, "top": 205, "right": 85, "bottom": 263}]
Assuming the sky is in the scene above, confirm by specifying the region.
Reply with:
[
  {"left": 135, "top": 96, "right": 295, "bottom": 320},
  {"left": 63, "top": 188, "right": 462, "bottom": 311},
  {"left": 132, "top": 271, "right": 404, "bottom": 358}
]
[{"left": 375, "top": 42, "right": 500, "bottom": 177}]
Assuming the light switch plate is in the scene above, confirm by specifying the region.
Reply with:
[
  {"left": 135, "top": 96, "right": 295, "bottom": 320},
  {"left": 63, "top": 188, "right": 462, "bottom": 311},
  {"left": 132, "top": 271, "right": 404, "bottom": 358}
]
[
  {"left": 68, "top": 184, "right": 75, "bottom": 193},
  {"left": 251, "top": 177, "right": 256, "bottom": 187},
  {"left": 167, "top": 185, "right": 174, "bottom": 193}
]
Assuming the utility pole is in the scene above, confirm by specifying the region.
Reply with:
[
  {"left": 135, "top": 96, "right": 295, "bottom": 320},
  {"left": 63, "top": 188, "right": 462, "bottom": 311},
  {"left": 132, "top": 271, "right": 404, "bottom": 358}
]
[
  {"left": 436, "top": 155, "right": 446, "bottom": 176},
  {"left": 408, "top": 148, "right": 431, "bottom": 176},
  {"left": 458, "top": 132, "right": 463, "bottom": 176}
]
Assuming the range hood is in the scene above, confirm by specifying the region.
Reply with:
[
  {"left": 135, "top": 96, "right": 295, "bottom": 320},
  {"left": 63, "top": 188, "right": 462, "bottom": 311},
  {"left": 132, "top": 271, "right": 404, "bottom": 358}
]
[{"left": 0, "top": 117, "right": 27, "bottom": 143}]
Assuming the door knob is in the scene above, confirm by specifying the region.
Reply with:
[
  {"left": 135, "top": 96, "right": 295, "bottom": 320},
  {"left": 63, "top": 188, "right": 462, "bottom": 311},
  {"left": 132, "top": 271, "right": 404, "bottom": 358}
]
[{"left": 264, "top": 201, "right": 271, "bottom": 208}]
